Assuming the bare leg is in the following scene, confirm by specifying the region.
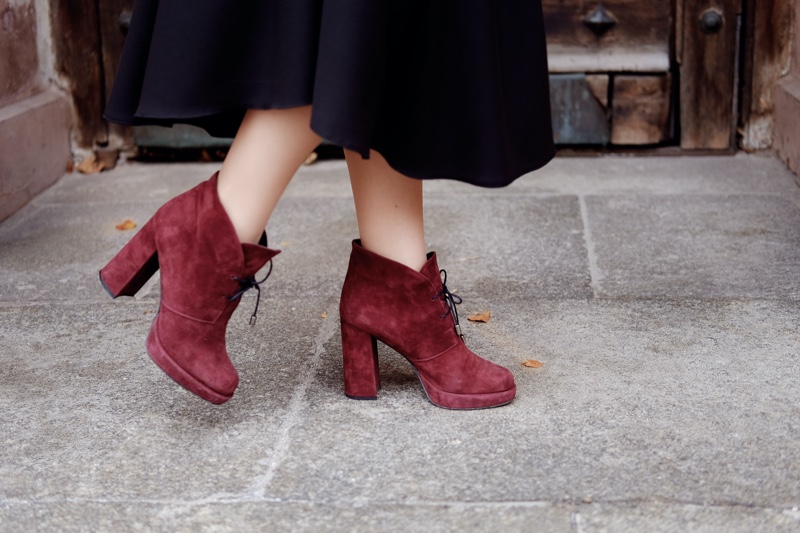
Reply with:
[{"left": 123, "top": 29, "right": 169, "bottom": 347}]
[
  {"left": 218, "top": 106, "right": 322, "bottom": 244},
  {"left": 345, "top": 150, "right": 427, "bottom": 272}
]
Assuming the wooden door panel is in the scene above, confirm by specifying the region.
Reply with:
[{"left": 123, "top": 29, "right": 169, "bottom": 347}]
[
  {"left": 550, "top": 74, "right": 611, "bottom": 145},
  {"left": 543, "top": 1, "right": 675, "bottom": 146},
  {"left": 612, "top": 74, "right": 672, "bottom": 145},
  {"left": 544, "top": 0, "right": 673, "bottom": 73},
  {"left": 98, "top": 0, "right": 135, "bottom": 148},
  {"left": 679, "top": 0, "right": 742, "bottom": 150},
  {"left": 543, "top": 0, "right": 672, "bottom": 47}
]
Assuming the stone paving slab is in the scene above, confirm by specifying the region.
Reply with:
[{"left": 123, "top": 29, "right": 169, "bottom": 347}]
[
  {"left": 0, "top": 501, "right": 578, "bottom": 533},
  {"left": 36, "top": 162, "right": 353, "bottom": 207},
  {"left": 267, "top": 298, "right": 800, "bottom": 508},
  {"left": 3, "top": 297, "right": 796, "bottom": 523},
  {"left": 265, "top": 197, "right": 358, "bottom": 300},
  {"left": 0, "top": 298, "right": 334, "bottom": 501},
  {"left": 34, "top": 164, "right": 214, "bottom": 206},
  {"left": 271, "top": 192, "right": 593, "bottom": 301},
  {"left": 2, "top": 500, "right": 799, "bottom": 533},
  {"left": 0, "top": 202, "right": 166, "bottom": 304},
  {"left": 578, "top": 503, "right": 800, "bottom": 533},
  {"left": 0, "top": 184, "right": 595, "bottom": 304},
  {"left": 422, "top": 153, "right": 800, "bottom": 197},
  {"left": 586, "top": 194, "right": 800, "bottom": 299},
  {"left": 425, "top": 195, "right": 592, "bottom": 300}
]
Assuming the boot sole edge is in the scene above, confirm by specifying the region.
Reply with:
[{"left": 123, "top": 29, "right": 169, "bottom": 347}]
[{"left": 416, "top": 372, "right": 517, "bottom": 410}]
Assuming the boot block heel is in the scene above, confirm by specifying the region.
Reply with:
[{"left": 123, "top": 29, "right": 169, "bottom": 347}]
[
  {"left": 341, "top": 321, "right": 380, "bottom": 400},
  {"left": 99, "top": 220, "right": 159, "bottom": 298}
]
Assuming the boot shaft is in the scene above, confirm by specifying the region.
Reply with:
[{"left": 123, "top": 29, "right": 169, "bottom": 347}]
[
  {"left": 154, "top": 174, "right": 278, "bottom": 323},
  {"left": 340, "top": 240, "right": 460, "bottom": 358}
]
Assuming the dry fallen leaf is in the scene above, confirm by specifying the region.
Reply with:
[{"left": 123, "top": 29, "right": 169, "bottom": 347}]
[
  {"left": 467, "top": 310, "right": 491, "bottom": 323},
  {"left": 521, "top": 359, "right": 543, "bottom": 368},
  {"left": 95, "top": 148, "right": 119, "bottom": 170},
  {"left": 304, "top": 151, "right": 319, "bottom": 165},
  {"left": 115, "top": 219, "right": 137, "bottom": 231},
  {"left": 320, "top": 312, "right": 328, "bottom": 319},
  {"left": 77, "top": 154, "right": 105, "bottom": 174}
]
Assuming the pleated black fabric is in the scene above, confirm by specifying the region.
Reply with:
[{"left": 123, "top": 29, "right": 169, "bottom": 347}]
[{"left": 105, "top": 0, "right": 555, "bottom": 187}]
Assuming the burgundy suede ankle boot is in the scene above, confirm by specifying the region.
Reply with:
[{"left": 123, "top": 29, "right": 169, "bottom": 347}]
[
  {"left": 339, "top": 240, "right": 516, "bottom": 409},
  {"left": 99, "top": 172, "right": 279, "bottom": 404}
]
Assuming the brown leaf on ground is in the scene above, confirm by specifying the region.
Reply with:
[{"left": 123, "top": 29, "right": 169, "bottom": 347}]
[
  {"left": 95, "top": 148, "right": 119, "bottom": 170},
  {"left": 77, "top": 154, "right": 105, "bottom": 174},
  {"left": 66, "top": 160, "right": 75, "bottom": 173},
  {"left": 521, "top": 359, "right": 543, "bottom": 368},
  {"left": 115, "top": 219, "right": 137, "bottom": 231},
  {"left": 467, "top": 310, "right": 491, "bottom": 323},
  {"left": 304, "top": 151, "right": 319, "bottom": 165},
  {"left": 320, "top": 312, "right": 328, "bottom": 319}
]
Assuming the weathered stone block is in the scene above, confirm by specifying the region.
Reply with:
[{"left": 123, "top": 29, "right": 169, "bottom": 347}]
[
  {"left": 774, "top": 75, "right": 800, "bottom": 179},
  {"left": 0, "top": 90, "right": 71, "bottom": 221}
]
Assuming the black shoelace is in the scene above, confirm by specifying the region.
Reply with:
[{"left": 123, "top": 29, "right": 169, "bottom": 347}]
[
  {"left": 228, "top": 259, "right": 273, "bottom": 326},
  {"left": 432, "top": 269, "right": 464, "bottom": 341}
]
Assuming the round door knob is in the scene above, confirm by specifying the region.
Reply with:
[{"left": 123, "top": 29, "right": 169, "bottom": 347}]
[{"left": 699, "top": 9, "right": 724, "bottom": 34}]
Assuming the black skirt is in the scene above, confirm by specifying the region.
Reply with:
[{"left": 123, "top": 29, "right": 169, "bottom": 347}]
[{"left": 105, "top": 0, "right": 555, "bottom": 187}]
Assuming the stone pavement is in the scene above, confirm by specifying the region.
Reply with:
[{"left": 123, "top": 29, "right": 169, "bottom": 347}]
[{"left": 1, "top": 154, "right": 799, "bottom": 532}]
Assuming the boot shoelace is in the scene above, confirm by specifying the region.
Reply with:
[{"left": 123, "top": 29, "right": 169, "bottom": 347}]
[
  {"left": 228, "top": 259, "right": 273, "bottom": 326},
  {"left": 432, "top": 269, "right": 465, "bottom": 341}
]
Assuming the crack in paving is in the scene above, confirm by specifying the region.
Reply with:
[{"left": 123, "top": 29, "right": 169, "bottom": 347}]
[
  {"left": 578, "top": 195, "right": 602, "bottom": 299},
  {"left": 1, "top": 496, "right": 798, "bottom": 518},
  {"left": 571, "top": 510, "right": 586, "bottom": 533},
  {"left": 246, "top": 305, "right": 340, "bottom": 499}
]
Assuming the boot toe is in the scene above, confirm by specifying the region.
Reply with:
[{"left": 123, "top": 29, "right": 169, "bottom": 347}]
[{"left": 147, "top": 310, "right": 239, "bottom": 403}]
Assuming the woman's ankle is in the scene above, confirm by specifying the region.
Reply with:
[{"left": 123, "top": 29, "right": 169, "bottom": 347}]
[{"left": 359, "top": 237, "right": 427, "bottom": 272}]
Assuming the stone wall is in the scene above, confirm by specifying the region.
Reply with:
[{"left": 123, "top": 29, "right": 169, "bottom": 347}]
[
  {"left": 0, "top": 0, "right": 39, "bottom": 107},
  {"left": 0, "top": 0, "right": 71, "bottom": 222},
  {"left": 774, "top": 2, "right": 800, "bottom": 177}
]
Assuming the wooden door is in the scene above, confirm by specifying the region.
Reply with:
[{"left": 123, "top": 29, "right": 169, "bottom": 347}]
[
  {"left": 543, "top": 0, "right": 675, "bottom": 146},
  {"left": 57, "top": 0, "right": 747, "bottom": 153},
  {"left": 543, "top": 0, "right": 743, "bottom": 151},
  {"left": 678, "top": 0, "right": 743, "bottom": 150}
]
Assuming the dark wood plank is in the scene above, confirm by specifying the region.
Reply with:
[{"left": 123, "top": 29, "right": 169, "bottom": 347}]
[
  {"left": 542, "top": 0, "right": 672, "bottom": 47},
  {"left": 49, "top": 0, "right": 106, "bottom": 148},
  {"left": 612, "top": 74, "right": 672, "bottom": 145},
  {"left": 97, "top": 0, "right": 136, "bottom": 149},
  {"left": 679, "top": 0, "right": 742, "bottom": 150},
  {"left": 0, "top": 1, "right": 39, "bottom": 107},
  {"left": 739, "top": 0, "right": 794, "bottom": 150}
]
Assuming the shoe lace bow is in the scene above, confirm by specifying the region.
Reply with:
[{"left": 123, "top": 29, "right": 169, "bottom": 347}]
[{"left": 432, "top": 269, "right": 465, "bottom": 341}]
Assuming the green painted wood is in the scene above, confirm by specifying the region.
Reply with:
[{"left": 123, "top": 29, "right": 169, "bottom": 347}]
[
  {"left": 549, "top": 74, "right": 611, "bottom": 145},
  {"left": 133, "top": 124, "right": 232, "bottom": 148}
]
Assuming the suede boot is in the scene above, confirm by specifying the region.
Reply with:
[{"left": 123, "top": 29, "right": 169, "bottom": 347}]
[
  {"left": 339, "top": 240, "right": 516, "bottom": 409},
  {"left": 99, "top": 173, "right": 279, "bottom": 404}
]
